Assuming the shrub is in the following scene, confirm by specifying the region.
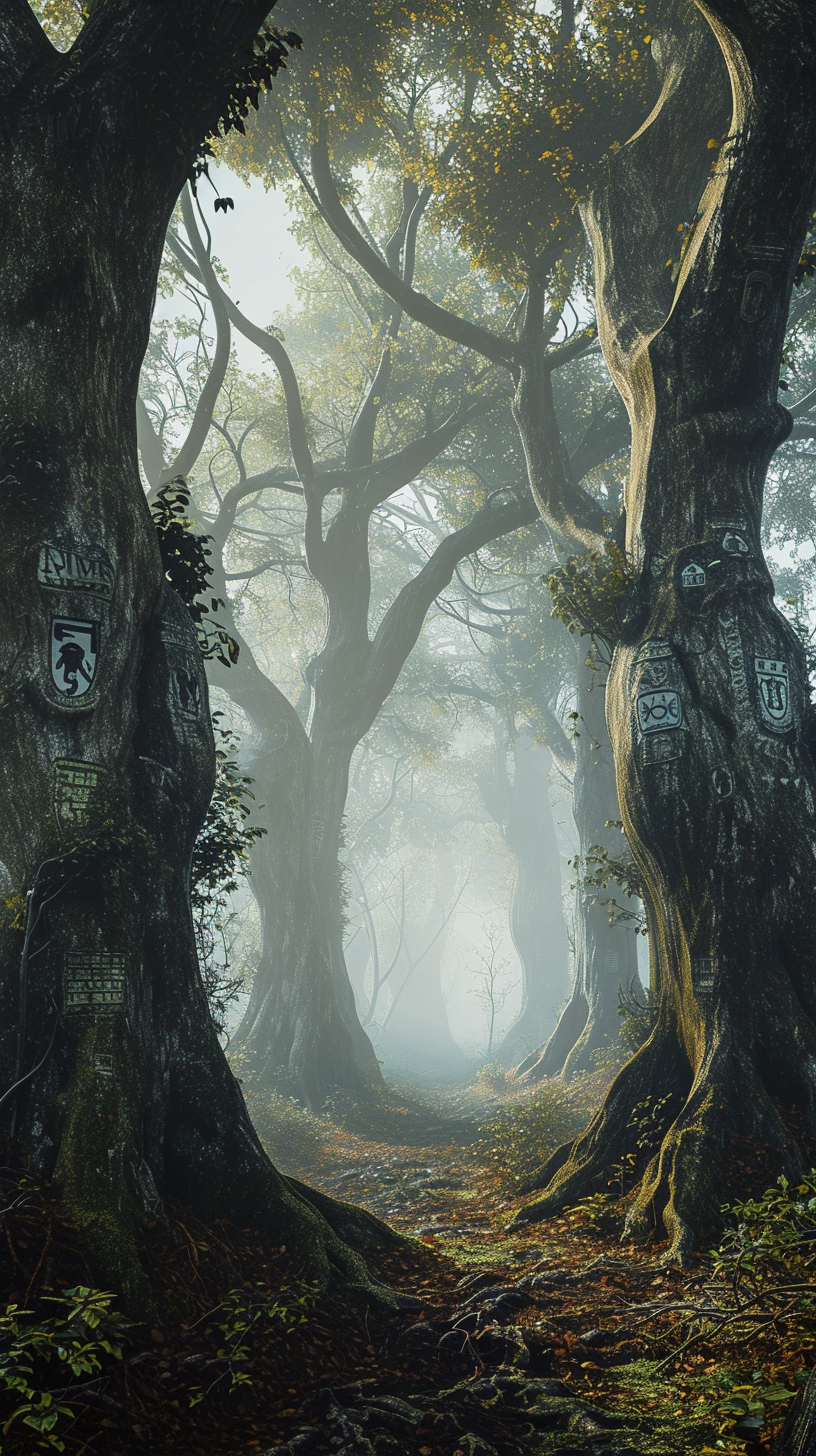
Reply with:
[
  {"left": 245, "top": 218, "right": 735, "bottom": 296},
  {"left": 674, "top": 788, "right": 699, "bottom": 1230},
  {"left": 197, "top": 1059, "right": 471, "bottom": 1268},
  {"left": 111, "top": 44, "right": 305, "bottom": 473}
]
[{"left": 474, "top": 1077, "right": 601, "bottom": 1191}]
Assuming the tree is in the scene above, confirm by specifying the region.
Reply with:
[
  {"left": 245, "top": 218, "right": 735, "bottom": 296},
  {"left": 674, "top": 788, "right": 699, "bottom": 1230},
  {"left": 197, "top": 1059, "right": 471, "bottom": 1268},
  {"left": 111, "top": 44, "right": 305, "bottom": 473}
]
[
  {"left": 0, "top": 0, "right": 398, "bottom": 1313},
  {"left": 516, "top": 0, "right": 816, "bottom": 1255},
  {"left": 143, "top": 184, "right": 551, "bottom": 1101}
]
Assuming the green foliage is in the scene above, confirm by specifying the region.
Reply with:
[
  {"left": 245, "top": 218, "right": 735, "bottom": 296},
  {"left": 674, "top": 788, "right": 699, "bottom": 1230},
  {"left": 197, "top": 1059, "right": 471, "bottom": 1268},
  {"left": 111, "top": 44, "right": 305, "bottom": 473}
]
[
  {"left": 429, "top": 2, "right": 651, "bottom": 285},
  {"left": 0, "top": 1287, "right": 126, "bottom": 1452},
  {"left": 477, "top": 1062, "right": 509, "bottom": 1092},
  {"left": 570, "top": 840, "right": 645, "bottom": 931},
  {"left": 707, "top": 1171, "right": 816, "bottom": 1358},
  {"left": 192, "top": 716, "right": 266, "bottom": 1035},
  {"left": 548, "top": 542, "right": 635, "bottom": 645},
  {"left": 189, "top": 1280, "right": 315, "bottom": 1406},
  {"left": 474, "top": 1079, "right": 598, "bottom": 1191},
  {"left": 711, "top": 1370, "right": 800, "bottom": 1444},
  {"left": 150, "top": 479, "right": 239, "bottom": 667},
  {"left": 240, "top": 1084, "right": 332, "bottom": 1171}
]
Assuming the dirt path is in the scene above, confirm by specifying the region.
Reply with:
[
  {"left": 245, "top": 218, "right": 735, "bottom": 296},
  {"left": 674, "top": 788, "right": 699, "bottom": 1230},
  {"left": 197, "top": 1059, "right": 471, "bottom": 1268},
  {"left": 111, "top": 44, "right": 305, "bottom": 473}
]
[{"left": 249, "top": 1083, "right": 721, "bottom": 1456}]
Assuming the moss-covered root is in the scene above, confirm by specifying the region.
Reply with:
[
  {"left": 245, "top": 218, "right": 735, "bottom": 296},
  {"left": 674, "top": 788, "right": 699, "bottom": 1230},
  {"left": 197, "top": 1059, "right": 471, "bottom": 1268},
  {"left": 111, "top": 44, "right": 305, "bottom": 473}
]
[
  {"left": 509, "top": 1022, "right": 689, "bottom": 1234},
  {"left": 53, "top": 1023, "right": 155, "bottom": 1318},
  {"left": 623, "top": 1038, "right": 808, "bottom": 1259}
]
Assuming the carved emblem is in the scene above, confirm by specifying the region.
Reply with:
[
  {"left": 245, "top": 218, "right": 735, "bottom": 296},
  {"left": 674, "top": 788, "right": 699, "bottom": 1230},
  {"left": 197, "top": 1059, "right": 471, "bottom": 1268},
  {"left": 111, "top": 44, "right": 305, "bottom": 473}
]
[
  {"left": 681, "top": 562, "right": 705, "bottom": 588},
  {"left": 637, "top": 690, "right": 683, "bottom": 735},
  {"left": 51, "top": 619, "right": 98, "bottom": 697},
  {"left": 38, "top": 543, "right": 114, "bottom": 599},
  {"left": 634, "top": 638, "right": 673, "bottom": 662},
  {"left": 638, "top": 660, "right": 670, "bottom": 690},
  {"left": 93, "top": 1053, "right": 113, "bottom": 1077},
  {"left": 755, "top": 657, "right": 791, "bottom": 732},
  {"left": 641, "top": 731, "right": 681, "bottom": 766},
  {"left": 712, "top": 767, "right": 734, "bottom": 799},
  {"left": 64, "top": 952, "right": 125, "bottom": 1012},
  {"left": 174, "top": 668, "right": 201, "bottom": 720},
  {"left": 740, "top": 270, "right": 772, "bottom": 323}
]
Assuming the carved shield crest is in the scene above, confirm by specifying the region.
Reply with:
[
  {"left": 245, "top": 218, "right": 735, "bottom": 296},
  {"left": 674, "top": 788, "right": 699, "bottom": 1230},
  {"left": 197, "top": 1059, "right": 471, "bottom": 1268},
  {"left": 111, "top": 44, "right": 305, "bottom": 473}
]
[
  {"left": 51, "top": 619, "right": 98, "bottom": 698},
  {"left": 754, "top": 657, "right": 791, "bottom": 731}
]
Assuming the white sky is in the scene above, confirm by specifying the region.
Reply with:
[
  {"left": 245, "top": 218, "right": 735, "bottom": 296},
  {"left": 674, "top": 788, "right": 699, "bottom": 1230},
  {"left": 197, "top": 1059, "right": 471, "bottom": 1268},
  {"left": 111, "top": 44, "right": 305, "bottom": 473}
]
[{"left": 196, "top": 163, "right": 305, "bottom": 369}]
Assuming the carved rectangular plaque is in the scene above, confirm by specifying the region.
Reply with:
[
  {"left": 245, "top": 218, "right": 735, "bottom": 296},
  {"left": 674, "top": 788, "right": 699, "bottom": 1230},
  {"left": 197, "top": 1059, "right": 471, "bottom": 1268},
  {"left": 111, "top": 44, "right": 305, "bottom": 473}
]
[
  {"left": 54, "top": 761, "right": 104, "bottom": 831},
  {"left": 692, "top": 956, "right": 717, "bottom": 996},
  {"left": 634, "top": 638, "right": 674, "bottom": 663},
  {"left": 38, "top": 544, "right": 114, "bottom": 599},
  {"left": 641, "top": 731, "right": 682, "bottom": 766},
  {"left": 64, "top": 952, "right": 125, "bottom": 1012}
]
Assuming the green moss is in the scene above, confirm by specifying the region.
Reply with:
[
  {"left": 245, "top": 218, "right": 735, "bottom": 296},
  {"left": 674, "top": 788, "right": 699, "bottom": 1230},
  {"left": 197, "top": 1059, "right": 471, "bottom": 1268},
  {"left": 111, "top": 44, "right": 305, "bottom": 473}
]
[{"left": 53, "top": 1020, "right": 153, "bottom": 1318}]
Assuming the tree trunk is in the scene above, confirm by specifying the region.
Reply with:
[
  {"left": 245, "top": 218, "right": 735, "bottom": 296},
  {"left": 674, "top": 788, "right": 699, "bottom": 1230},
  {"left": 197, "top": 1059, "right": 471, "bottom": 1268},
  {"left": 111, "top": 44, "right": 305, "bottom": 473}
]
[
  {"left": 309, "top": 723, "right": 386, "bottom": 1083},
  {"left": 0, "top": 9, "right": 398, "bottom": 1314},
  {"left": 493, "top": 736, "right": 573, "bottom": 1067},
  {"left": 376, "top": 849, "right": 472, "bottom": 1081},
  {"left": 515, "top": 2, "right": 816, "bottom": 1256},
  {"left": 208, "top": 640, "right": 368, "bottom": 1107},
  {"left": 202, "top": 519, "right": 376, "bottom": 1103},
  {"left": 517, "top": 648, "right": 640, "bottom": 1081}
]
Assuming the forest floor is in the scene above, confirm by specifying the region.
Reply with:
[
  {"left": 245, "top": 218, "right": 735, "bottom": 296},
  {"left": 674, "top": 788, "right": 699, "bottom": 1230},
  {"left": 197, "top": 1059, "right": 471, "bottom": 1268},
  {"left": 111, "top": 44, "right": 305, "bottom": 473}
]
[{"left": 0, "top": 1072, "right": 806, "bottom": 1456}]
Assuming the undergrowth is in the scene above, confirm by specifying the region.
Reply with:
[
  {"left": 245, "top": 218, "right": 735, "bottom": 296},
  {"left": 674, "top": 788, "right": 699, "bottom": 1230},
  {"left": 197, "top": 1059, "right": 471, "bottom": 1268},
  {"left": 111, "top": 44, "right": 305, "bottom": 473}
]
[
  {"left": 473, "top": 1072, "right": 606, "bottom": 1192},
  {"left": 0, "top": 1287, "right": 127, "bottom": 1452}
]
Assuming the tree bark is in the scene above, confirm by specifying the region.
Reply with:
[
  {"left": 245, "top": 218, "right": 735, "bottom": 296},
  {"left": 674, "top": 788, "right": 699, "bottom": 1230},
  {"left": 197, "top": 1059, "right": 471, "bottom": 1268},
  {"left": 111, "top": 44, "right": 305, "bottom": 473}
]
[
  {"left": 478, "top": 730, "right": 573, "bottom": 1067},
  {"left": 517, "top": 646, "right": 640, "bottom": 1081},
  {"left": 0, "top": 3, "right": 398, "bottom": 1313},
  {"left": 516, "top": 0, "right": 816, "bottom": 1256},
  {"left": 207, "top": 633, "right": 369, "bottom": 1107},
  {"left": 375, "top": 849, "right": 472, "bottom": 1080}
]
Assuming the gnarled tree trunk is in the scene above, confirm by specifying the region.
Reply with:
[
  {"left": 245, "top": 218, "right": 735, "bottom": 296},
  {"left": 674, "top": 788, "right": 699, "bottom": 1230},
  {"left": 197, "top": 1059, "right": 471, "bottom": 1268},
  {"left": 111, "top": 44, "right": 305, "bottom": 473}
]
[
  {"left": 517, "top": 646, "right": 640, "bottom": 1081},
  {"left": 516, "top": 0, "right": 816, "bottom": 1256},
  {"left": 0, "top": 1, "right": 396, "bottom": 1313},
  {"left": 478, "top": 730, "right": 573, "bottom": 1067}
]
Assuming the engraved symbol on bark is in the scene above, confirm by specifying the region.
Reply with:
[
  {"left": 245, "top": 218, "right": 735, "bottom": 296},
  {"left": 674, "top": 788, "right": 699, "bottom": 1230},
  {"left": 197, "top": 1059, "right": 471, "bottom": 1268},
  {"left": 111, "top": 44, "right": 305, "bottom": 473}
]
[
  {"left": 51, "top": 619, "right": 98, "bottom": 697},
  {"left": 755, "top": 657, "right": 791, "bottom": 732},
  {"left": 712, "top": 767, "right": 734, "bottom": 799},
  {"left": 681, "top": 562, "right": 706, "bottom": 588},
  {"left": 641, "top": 732, "right": 681, "bottom": 765},
  {"left": 93, "top": 1053, "right": 113, "bottom": 1076},
  {"left": 692, "top": 956, "right": 717, "bottom": 996},
  {"left": 740, "top": 270, "right": 772, "bottom": 323},
  {"left": 722, "top": 531, "right": 750, "bottom": 556},
  {"left": 634, "top": 638, "right": 673, "bottom": 662},
  {"left": 54, "top": 760, "right": 106, "bottom": 832},
  {"left": 639, "top": 661, "right": 670, "bottom": 690},
  {"left": 637, "top": 690, "right": 683, "bottom": 734},
  {"left": 64, "top": 952, "right": 125, "bottom": 1011},
  {"left": 38, "top": 543, "right": 114, "bottom": 599},
  {"left": 174, "top": 668, "right": 201, "bottom": 719}
]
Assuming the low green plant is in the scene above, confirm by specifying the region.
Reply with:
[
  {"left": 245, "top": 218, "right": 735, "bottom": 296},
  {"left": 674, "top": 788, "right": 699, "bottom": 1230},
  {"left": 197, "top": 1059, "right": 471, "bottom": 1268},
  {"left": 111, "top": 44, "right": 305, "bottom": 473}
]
[
  {"left": 240, "top": 1086, "right": 332, "bottom": 1173},
  {"left": 474, "top": 1079, "right": 597, "bottom": 1192},
  {"left": 711, "top": 1369, "right": 801, "bottom": 1444},
  {"left": 477, "top": 1062, "right": 509, "bottom": 1093},
  {"left": 547, "top": 542, "right": 636, "bottom": 646},
  {"left": 0, "top": 1286, "right": 126, "bottom": 1451},
  {"left": 189, "top": 1280, "right": 316, "bottom": 1406}
]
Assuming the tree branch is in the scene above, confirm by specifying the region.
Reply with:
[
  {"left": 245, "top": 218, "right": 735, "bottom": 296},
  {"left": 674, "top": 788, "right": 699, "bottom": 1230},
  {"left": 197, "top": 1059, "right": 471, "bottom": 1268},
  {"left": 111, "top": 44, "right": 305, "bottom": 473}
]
[{"left": 309, "top": 134, "right": 519, "bottom": 369}]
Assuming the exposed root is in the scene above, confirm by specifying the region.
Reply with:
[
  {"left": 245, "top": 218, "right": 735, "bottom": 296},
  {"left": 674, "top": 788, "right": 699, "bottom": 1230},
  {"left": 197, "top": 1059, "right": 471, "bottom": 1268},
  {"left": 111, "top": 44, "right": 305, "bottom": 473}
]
[
  {"left": 509, "top": 1020, "right": 689, "bottom": 1232},
  {"left": 514, "top": 988, "right": 588, "bottom": 1083}
]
